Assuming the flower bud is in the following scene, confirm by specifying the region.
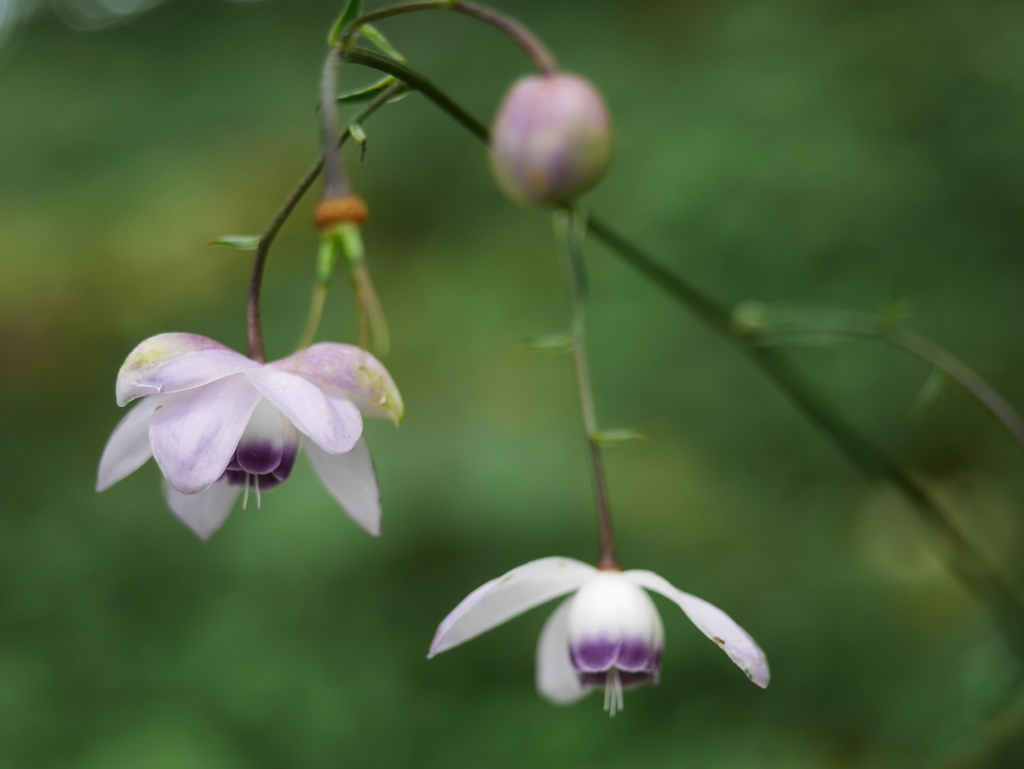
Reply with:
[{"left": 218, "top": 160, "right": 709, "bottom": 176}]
[{"left": 489, "top": 73, "right": 611, "bottom": 207}]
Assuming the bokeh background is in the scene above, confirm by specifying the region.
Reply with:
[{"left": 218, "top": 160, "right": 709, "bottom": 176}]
[{"left": 3, "top": 0, "right": 1024, "bottom": 766}]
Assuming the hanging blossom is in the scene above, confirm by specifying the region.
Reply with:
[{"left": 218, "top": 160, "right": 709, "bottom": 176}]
[
  {"left": 96, "top": 333, "right": 403, "bottom": 539},
  {"left": 429, "top": 557, "right": 768, "bottom": 715}
]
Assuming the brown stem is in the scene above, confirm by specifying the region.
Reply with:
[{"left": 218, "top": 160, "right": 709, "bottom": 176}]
[
  {"left": 340, "top": 1, "right": 557, "bottom": 74},
  {"left": 557, "top": 210, "right": 618, "bottom": 570}
]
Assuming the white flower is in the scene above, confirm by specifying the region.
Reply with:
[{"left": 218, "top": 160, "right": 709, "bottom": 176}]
[
  {"left": 429, "top": 557, "right": 768, "bottom": 714},
  {"left": 96, "top": 333, "right": 402, "bottom": 539}
]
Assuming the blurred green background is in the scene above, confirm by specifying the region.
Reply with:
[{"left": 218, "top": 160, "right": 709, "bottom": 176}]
[{"left": 3, "top": 0, "right": 1024, "bottom": 766}]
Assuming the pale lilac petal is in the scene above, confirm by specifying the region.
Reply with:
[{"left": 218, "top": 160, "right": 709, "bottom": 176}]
[
  {"left": 428, "top": 557, "right": 598, "bottom": 658},
  {"left": 96, "top": 398, "right": 161, "bottom": 492},
  {"left": 150, "top": 374, "right": 262, "bottom": 494},
  {"left": 272, "top": 343, "right": 404, "bottom": 424},
  {"left": 625, "top": 570, "right": 770, "bottom": 688},
  {"left": 116, "top": 333, "right": 261, "bottom": 407},
  {"left": 303, "top": 436, "right": 381, "bottom": 536},
  {"left": 245, "top": 368, "right": 362, "bottom": 454},
  {"left": 162, "top": 479, "right": 240, "bottom": 540},
  {"left": 536, "top": 598, "right": 588, "bottom": 704}
]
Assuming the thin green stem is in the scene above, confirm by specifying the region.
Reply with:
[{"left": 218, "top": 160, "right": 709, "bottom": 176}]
[
  {"left": 888, "top": 326, "right": 1024, "bottom": 450},
  {"left": 743, "top": 308, "right": 1024, "bottom": 454},
  {"left": 555, "top": 210, "right": 618, "bottom": 570},
  {"left": 297, "top": 283, "right": 329, "bottom": 350},
  {"left": 245, "top": 80, "right": 407, "bottom": 362},
  {"left": 340, "top": 0, "right": 557, "bottom": 74}
]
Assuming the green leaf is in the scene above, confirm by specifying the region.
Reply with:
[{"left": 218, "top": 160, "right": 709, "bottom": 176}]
[
  {"left": 518, "top": 332, "right": 574, "bottom": 352},
  {"left": 593, "top": 429, "right": 649, "bottom": 447},
  {"left": 337, "top": 76, "right": 397, "bottom": 104},
  {"left": 348, "top": 122, "right": 368, "bottom": 162},
  {"left": 328, "top": 0, "right": 363, "bottom": 45},
  {"left": 911, "top": 367, "right": 948, "bottom": 422},
  {"left": 209, "top": 235, "right": 260, "bottom": 251},
  {"left": 358, "top": 24, "right": 406, "bottom": 62},
  {"left": 348, "top": 123, "right": 367, "bottom": 144}
]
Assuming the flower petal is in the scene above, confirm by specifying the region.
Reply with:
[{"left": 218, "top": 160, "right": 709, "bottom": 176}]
[
  {"left": 625, "top": 570, "right": 770, "bottom": 688},
  {"left": 245, "top": 368, "right": 362, "bottom": 454},
  {"left": 96, "top": 398, "right": 161, "bottom": 492},
  {"left": 428, "top": 557, "right": 598, "bottom": 658},
  {"left": 536, "top": 598, "right": 588, "bottom": 704},
  {"left": 303, "top": 436, "right": 381, "bottom": 536},
  {"left": 272, "top": 343, "right": 404, "bottom": 424},
  {"left": 149, "top": 374, "right": 262, "bottom": 494},
  {"left": 162, "top": 479, "right": 240, "bottom": 540},
  {"left": 116, "top": 333, "right": 261, "bottom": 407}
]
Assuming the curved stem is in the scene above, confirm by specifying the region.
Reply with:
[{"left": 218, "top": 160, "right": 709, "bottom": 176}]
[
  {"left": 556, "top": 210, "right": 618, "bottom": 570},
  {"left": 887, "top": 325, "right": 1024, "bottom": 451},
  {"left": 744, "top": 309, "right": 1024, "bottom": 455},
  {"left": 245, "top": 80, "right": 407, "bottom": 362},
  {"left": 341, "top": 0, "right": 557, "bottom": 74}
]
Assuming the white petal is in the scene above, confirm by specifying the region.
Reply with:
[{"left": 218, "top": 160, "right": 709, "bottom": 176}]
[
  {"left": 272, "top": 343, "right": 404, "bottom": 424},
  {"left": 96, "top": 398, "right": 161, "bottom": 492},
  {"left": 162, "top": 479, "right": 240, "bottom": 540},
  {"left": 149, "top": 374, "right": 261, "bottom": 494},
  {"left": 536, "top": 598, "right": 588, "bottom": 704},
  {"left": 303, "top": 436, "right": 381, "bottom": 536},
  {"left": 116, "top": 333, "right": 260, "bottom": 407},
  {"left": 428, "top": 557, "right": 598, "bottom": 658},
  {"left": 245, "top": 368, "right": 362, "bottom": 455},
  {"left": 626, "top": 570, "right": 770, "bottom": 688}
]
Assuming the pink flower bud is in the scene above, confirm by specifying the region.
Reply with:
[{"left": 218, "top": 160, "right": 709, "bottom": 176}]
[{"left": 489, "top": 73, "right": 612, "bottom": 206}]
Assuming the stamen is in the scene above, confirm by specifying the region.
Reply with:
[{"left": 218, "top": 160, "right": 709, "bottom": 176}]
[
  {"left": 603, "top": 669, "right": 624, "bottom": 717},
  {"left": 242, "top": 473, "right": 251, "bottom": 510},
  {"left": 254, "top": 474, "right": 262, "bottom": 509}
]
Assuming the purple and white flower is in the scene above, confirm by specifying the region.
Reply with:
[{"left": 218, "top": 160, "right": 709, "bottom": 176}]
[
  {"left": 96, "top": 333, "right": 403, "bottom": 540},
  {"left": 429, "top": 557, "right": 768, "bottom": 714}
]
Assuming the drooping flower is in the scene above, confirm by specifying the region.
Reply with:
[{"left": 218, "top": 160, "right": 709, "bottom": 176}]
[
  {"left": 96, "top": 333, "right": 403, "bottom": 540},
  {"left": 489, "top": 73, "right": 612, "bottom": 207},
  {"left": 429, "top": 557, "right": 768, "bottom": 714}
]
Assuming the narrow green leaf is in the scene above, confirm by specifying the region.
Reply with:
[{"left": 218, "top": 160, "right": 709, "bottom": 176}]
[
  {"left": 209, "top": 235, "right": 260, "bottom": 251},
  {"left": 348, "top": 122, "right": 368, "bottom": 162},
  {"left": 518, "top": 332, "right": 574, "bottom": 352},
  {"left": 912, "top": 367, "right": 949, "bottom": 422},
  {"left": 337, "top": 76, "right": 397, "bottom": 104},
  {"left": 358, "top": 24, "right": 406, "bottom": 62},
  {"left": 328, "top": 0, "right": 363, "bottom": 45},
  {"left": 593, "top": 429, "right": 649, "bottom": 447},
  {"left": 348, "top": 123, "right": 367, "bottom": 144}
]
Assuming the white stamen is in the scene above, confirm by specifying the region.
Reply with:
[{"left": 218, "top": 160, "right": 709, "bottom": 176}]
[
  {"left": 242, "top": 473, "right": 250, "bottom": 510},
  {"left": 254, "top": 474, "right": 262, "bottom": 509},
  {"left": 603, "top": 669, "right": 624, "bottom": 717}
]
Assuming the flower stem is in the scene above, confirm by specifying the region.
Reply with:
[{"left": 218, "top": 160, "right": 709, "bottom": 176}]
[
  {"left": 555, "top": 210, "right": 618, "bottom": 571},
  {"left": 340, "top": 0, "right": 557, "bottom": 74},
  {"left": 245, "top": 80, "right": 407, "bottom": 362},
  {"left": 320, "top": 47, "right": 353, "bottom": 200},
  {"left": 297, "top": 283, "right": 329, "bottom": 351}
]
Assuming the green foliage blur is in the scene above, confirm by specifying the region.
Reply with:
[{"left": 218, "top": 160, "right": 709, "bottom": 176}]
[{"left": 2, "top": 0, "right": 1024, "bottom": 766}]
